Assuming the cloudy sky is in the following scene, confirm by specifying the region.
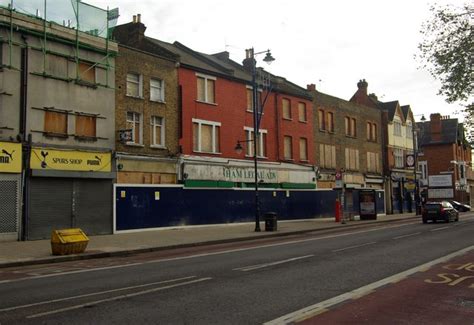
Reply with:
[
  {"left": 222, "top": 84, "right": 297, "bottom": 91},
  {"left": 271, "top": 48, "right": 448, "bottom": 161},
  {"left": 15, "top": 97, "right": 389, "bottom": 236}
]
[{"left": 84, "top": 0, "right": 465, "bottom": 122}]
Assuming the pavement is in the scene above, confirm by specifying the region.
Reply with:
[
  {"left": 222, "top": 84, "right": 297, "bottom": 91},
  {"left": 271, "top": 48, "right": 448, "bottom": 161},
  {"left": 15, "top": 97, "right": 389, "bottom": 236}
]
[{"left": 0, "top": 213, "right": 420, "bottom": 269}]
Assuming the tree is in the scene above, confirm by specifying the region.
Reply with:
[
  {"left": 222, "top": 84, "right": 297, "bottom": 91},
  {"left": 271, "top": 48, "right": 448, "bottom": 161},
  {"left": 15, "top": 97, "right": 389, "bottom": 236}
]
[{"left": 417, "top": 3, "right": 473, "bottom": 141}]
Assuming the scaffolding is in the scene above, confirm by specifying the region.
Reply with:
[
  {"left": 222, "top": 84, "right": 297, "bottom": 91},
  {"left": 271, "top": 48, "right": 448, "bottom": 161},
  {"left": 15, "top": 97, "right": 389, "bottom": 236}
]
[{"left": 0, "top": 0, "right": 119, "bottom": 86}]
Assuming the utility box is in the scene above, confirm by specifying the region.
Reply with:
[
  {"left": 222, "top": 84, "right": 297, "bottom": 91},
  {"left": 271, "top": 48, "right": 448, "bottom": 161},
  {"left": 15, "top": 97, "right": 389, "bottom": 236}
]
[
  {"left": 264, "top": 212, "right": 278, "bottom": 231},
  {"left": 51, "top": 228, "right": 89, "bottom": 255}
]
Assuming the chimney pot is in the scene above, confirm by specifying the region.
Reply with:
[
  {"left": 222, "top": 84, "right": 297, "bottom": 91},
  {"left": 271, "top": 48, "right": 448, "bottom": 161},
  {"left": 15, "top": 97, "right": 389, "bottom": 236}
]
[
  {"left": 133, "top": 15, "right": 136, "bottom": 23},
  {"left": 137, "top": 14, "right": 141, "bottom": 23}
]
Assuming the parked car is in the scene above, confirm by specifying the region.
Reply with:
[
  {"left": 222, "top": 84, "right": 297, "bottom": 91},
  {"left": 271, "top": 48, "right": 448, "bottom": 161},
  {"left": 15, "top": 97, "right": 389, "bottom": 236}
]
[
  {"left": 448, "top": 200, "right": 471, "bottom": 212},
  {"left": 422, "top": 201, "right": 459, "bottom": 223}
]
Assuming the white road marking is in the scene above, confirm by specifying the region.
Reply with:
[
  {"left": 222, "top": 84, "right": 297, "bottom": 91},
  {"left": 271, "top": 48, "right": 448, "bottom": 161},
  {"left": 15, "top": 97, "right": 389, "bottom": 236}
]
[
  {"left": 233, "top": 255, "right": 314, "bottom": 272},
  {"left": 0, "top": 276, "right": 197, "bottom": 313},
  {"left": 431, "top": 226, "right": 450, "bottom": 232},
  {"left": 26, "top": 277, "right": 212, "bottom": 319},
  {"left": 0, "top": 222, "right": 419, "bottom": 285},
  {"left": 264, "top": 245, "right": 474, "bottom": 325},
  {"left": 392, "top": 232, "right": 421, "bottom": 240},
  {"left": 332, "top": 242, "right": 377, "bottom": 252}
]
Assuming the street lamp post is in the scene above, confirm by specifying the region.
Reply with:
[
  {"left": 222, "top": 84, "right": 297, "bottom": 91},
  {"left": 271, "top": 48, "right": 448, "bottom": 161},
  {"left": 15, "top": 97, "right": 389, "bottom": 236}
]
[{"left": 235, "top": 48, "right": 274, "bottom": 232}]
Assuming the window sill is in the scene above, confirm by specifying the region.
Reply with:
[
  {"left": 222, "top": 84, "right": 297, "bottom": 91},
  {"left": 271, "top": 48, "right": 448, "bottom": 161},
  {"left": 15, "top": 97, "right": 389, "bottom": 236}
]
[
  {"left": 300, "top": 159, "right": 309, "bottom": 163},
  {"left": 150, "top": 99, "right": 166, "bottom": 104},
  {"left": 245, "top": 155, "right": 268, "bottom": 160},
  {"left": 193, "top": 150, "right": 221, "bottom": 155},
  {"left": 150, "top": 145, "right": 167, "bottom": 149},
  {"left": 75, "top": 79, "right": 97, "bottom": 89},
  {"left": 195, "top": 100, "right": 218, "bottom": 106},
  {"left": 126, "top": 95, "right": 144, "bottom": 100},
  {"left": 298, "top": 120, "right": 308, "bottom": 123},
  {"left": 283, "top": 158, "right": 294, "bottom": 162},
  {"left": 319, "top": 129, "right": 326, "bottom": 133},
  {"left": 282, "top": 117, "right": 293, "bottom": 121},
  {"left": 345, "top": 135, "right": 357, "bottom": 139},
  {"left": 43, "top": 131, "right": 69, "bottom": 138},
  {"left": 125, "top": 142, "right": 145, "bottom": 147}
]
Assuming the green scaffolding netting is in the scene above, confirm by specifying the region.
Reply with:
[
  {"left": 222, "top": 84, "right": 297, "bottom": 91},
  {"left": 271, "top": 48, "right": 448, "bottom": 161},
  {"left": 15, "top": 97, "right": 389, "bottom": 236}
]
[{"left": 0, "top": 0, "right": 118, "bottom": 38}]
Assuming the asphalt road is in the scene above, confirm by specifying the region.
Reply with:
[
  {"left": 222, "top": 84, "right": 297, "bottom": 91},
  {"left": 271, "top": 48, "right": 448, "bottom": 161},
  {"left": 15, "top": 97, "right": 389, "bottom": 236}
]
[{"left": 1, "top": 213, "right": 473, "bottom": 324}]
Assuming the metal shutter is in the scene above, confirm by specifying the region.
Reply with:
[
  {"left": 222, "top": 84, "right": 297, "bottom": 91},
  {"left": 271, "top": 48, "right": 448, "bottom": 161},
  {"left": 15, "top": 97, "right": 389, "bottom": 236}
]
[
  {"left": 0, "top": 174, "right": 21, "bottom": 240},
  {"left": 29, "top": 178, "right": 72, "bottom": 240},
  {"left": 75, "top": 179, "right": 112, "bottom": 235}
]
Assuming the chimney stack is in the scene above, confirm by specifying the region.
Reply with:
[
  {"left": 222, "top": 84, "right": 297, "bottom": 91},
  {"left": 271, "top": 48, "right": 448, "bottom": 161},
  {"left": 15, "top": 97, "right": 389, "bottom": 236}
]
[
  {"left": 242, "top": 49, "right": 256, "bottom": 71},
  {"left": 307, "top": 84, "right": 316, "bottom": 91},
  {"left": 430, "top": 113, "right": 442, "bottom": 142},
  {"left": 137, "top": 14, "right": 141, "bottom": 23},
  {"left": 132, "top": 15, "right": 136, "bottom": 23},
  {"left": 357, "top": 79, "right": 368, "bottom": 95}
]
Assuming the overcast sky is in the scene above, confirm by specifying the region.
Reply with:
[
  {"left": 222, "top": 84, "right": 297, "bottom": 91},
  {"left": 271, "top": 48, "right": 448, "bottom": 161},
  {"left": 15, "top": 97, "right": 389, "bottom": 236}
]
[{"left": 85, "top": 0, "right": 466, "bottom": 122}]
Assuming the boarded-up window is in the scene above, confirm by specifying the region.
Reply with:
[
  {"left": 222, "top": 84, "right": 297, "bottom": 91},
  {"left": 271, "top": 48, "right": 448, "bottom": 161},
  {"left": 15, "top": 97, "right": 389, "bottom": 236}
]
[
  {"left": 298, "top": 102, "right": 306, "bottom": 122},
  {"left": 197, "top": 75, "right": 215, "bottom": 103},
  {"left": 299, "top": 138, "right": 308, "bottom": 161},
  {"left": 282, "top": 98, "right": 291, "bottom": 119},
  {"left": 345, "top": 148, "right": 360, "bottom": 170},
  {"left": 284, "top": 136, "right": 292, "bottom": 159},
  {"left": 75, "top": 115, "right": 96, "bottom": 137},
  {"left": 246, "top": 88, "right": 253, "bottom": 111},
  {"left": 318, "top": 109, "right": 325, "bottom": 130},
  {"left": 193, "top": 119, "right": 220, "bottom": 153},
  {"left": 319, "top": 144, "right": 336, "bottom": 168},
  {"left": 44, "top": 110, "right": 67, "bottom": 135},
  {"left": 126, "top": 112, "right": 142, "bottom": 144},
  {"left": 78, "top": 61, "right": 95, "bottom": 83},
  {"left": 327, "top": 112, "right": 334, "bottom": 132}
]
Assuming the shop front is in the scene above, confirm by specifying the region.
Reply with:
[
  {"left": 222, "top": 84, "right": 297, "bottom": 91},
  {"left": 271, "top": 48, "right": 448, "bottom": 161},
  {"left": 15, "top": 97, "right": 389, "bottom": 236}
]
[
  {"left": 27, "top": 147, "right": 114, "bottom": 240},
  {"left": 0, "top": 141, "right": 22, "bottom": 241},
  {"left": 116, "top": 153, "right": 178, "bottom": 185},
  {"left": 181, "top": 156, "right": 317, "bottom": 189}
]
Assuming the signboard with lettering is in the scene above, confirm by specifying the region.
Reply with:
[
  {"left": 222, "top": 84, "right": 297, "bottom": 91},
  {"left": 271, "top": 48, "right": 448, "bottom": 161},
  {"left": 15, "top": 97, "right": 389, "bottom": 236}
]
[
  {"left": 30, "top": 148, "right": 111, "bottom": 172},
  {"left": 428, "top": 188, "right": 454, "bottom": 199},
  {"left": 0, "top": 142, "right": 22, "bottom": 173},
  {"left": 428, "top": 175, "right": 452, "bottom": 188}
]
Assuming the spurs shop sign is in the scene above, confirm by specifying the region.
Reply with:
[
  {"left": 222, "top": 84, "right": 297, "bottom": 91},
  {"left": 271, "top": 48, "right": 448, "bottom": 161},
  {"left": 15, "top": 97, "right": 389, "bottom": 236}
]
[
  {"left": 0, "top": 142, "right": 22, "bottom": 173},
  {"left": 30, "top": 148, "right": 111, "bottom": 172}
]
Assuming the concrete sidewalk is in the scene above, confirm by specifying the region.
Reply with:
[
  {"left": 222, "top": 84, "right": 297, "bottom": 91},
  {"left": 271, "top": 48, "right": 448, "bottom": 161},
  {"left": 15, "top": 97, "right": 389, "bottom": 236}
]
[{"left": 0, "top": 213, "right": 420, "bottom": 268}]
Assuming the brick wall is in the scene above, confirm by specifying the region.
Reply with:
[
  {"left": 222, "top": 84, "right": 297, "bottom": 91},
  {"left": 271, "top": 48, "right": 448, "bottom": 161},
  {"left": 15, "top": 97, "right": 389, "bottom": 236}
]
[{"left": 115, "top": 45, "right": 179, "bottom": 156}]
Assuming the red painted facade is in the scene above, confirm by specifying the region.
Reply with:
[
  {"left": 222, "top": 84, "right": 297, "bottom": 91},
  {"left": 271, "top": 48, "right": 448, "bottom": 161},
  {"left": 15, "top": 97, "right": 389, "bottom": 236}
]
[{"left": 178, "top": 67, "right": 315, "bottom": 165}]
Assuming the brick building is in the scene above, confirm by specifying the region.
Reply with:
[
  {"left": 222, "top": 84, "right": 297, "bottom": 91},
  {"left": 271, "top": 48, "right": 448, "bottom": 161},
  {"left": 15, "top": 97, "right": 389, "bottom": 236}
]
[
  {"left": 350, "top": 80, "right": 417, "bottom": 214},
  {"left": 149, "top": 40, "right": 317, "bottom": 189},
  {"left": 417, "top": 113, "right": 472, "bottom": 205},
  {"left": 113, "top": 15, "right": 180, "bottom": 184}
]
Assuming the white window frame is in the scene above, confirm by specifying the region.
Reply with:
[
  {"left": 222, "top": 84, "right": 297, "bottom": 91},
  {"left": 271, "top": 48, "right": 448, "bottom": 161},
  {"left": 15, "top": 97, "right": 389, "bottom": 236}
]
[
  {"left": 244, "top": 126, "right": 267, "bottom": 158},
  {"left": 192, "top": 118, "right": 221, "bottom": 154},
  {"left": 126, "top": 111, "right": 143, "bottom": 145},
  {"left": 406, "top": 123, "right": 413, "bottom": 139},
  {"left": 394, "top": 121, "right": 402, "bottom": 136},
  {"left": 126, "top": 73, "right": 143, "bottom": 98},
  {"left": 150, "top": 116, "right": 165, "bottom": 148},
  {"left": 394, "top": 148, "right": 404, "bottom": 168},
  {"left": 196, "top": 73, "right": 216, "bottom": 104},
  {"left": 150, "top": 78, "right": 165, "bottom": 102},
  {"left": 418, "top": 161, "right": 428, "bottom": 184}
]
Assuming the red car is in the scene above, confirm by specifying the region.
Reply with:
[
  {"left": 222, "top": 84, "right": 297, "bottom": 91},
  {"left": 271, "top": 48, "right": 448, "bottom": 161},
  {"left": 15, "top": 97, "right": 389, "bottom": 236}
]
[{"left": 422, "top": 201, "right": 459, "bottom": 224}]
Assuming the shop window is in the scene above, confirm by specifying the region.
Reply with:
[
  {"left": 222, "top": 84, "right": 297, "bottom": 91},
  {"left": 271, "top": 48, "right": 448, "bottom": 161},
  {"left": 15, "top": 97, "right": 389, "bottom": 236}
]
[
  {"left": 75, "top": 115, "right": 96, "bottom": 138},
  {"left": 151, "top": 116, "right": 165, "bottom": 147},
  {"left": 192, "top": 119, "right": 220, "bottom": 153},
  {"left": 196, "top": 74, "right": 216, "bottom": 104},
  {"left": 126, "top": 112, "right": 142, "bottom": 145},
  {"left": 150, "top": 78, "right": 165, "bottom": 102},
  {"left": 44, "top": 110, "right": 68, "bottom": 135},
  {"left": 284, "top": 135, "right": 293, "bottom": 160}
]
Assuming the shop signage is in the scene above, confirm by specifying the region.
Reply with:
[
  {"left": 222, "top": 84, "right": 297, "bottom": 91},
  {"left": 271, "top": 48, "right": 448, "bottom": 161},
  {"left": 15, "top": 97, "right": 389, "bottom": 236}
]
[
  {"left": 222, "top": 166, "right": 277, "bottom": 182},
  {"left": 0, "top": 142, "right": 22, "bottom": 173},
  {"left": 428, "top": 188, "right": 454, "bottom": 199},
  {"left": 30, "top": 148, "right": 111, "bottom": 172},
  {"left": 428, "top": 175, "right": 452, "bottom": 188}
]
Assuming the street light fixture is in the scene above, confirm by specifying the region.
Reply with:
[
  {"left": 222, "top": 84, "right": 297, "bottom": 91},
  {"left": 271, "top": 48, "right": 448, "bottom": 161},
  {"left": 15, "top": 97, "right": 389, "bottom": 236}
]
[{"left": 235, "top": 48, "right": 275, "bottom": 232}]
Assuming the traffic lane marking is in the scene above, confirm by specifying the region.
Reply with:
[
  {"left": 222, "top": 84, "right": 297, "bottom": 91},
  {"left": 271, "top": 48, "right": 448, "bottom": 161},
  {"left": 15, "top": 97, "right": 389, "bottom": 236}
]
[
  {"left": 0, "top": 276, "right": 197, "bottom": 313},
  {"left": 264, "top": 245, "right": 474, "bottom": 325},
  {"left": 0, "top": 222, "right": 419, "bottom": 285},
  {"left": 301, "top": 252, "right": 474, "bottom": 324},
  {"left": 431, "top": 226, "right": 450, "bottom": 232},
  {"left": 233, "top": 255, "right": 314, "bottom": 272},
  {"left": 25, "top": 277, "right": 212, "bottom": 319},
  {"left": 332, "top": 242, "right": 377, "bottom": 253},
  {"left": 392, "top": 232, "right": 421, "bottom": 240}
]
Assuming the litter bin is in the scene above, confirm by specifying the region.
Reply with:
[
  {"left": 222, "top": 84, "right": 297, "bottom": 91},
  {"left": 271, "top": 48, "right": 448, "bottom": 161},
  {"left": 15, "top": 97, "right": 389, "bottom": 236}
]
[{"left": 264, "top": 212, "right": 277, "bottom": 231}]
